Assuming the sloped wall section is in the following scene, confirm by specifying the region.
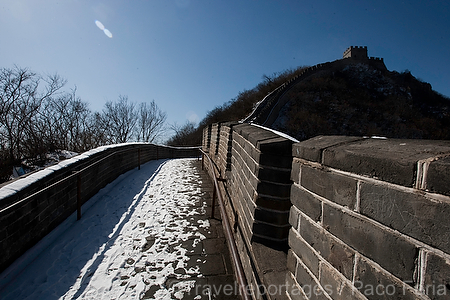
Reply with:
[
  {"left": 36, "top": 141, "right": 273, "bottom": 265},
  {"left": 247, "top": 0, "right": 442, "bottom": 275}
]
[{"left": 0, "top": 144, "right": 199, "bottom": 273}]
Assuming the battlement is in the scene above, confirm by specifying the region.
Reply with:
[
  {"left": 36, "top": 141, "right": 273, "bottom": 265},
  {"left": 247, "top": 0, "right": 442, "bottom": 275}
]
[
  {"left": 342, "top": 46, "right": 386, "bottom": 69},
  {"left": 370, "top": 56, "right": 384, "bottom": 62},
  {"left": 343, "top": 46, "right": 368, "bottom": 59}
]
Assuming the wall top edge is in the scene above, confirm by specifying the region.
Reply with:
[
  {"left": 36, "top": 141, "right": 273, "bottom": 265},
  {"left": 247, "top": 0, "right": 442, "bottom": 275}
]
[
  {"left": 232, "top": 123, "right": 294, "bottom": 154},
  {"left": 293, "top": 135, "right": 450, "bottom": 193},
  {"left": 0, "top": 143, "right": 198, "bottom": 202}
]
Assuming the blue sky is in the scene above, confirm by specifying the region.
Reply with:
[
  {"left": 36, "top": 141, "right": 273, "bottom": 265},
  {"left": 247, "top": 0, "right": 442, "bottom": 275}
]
[{"left": 1, "top": 0, "right": 449, "bottom": 129}]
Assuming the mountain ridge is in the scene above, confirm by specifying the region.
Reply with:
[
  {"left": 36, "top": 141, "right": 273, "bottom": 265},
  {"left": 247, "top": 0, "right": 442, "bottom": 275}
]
[{"left": 167, "top": 47, "right": 450, "bottom": 145}]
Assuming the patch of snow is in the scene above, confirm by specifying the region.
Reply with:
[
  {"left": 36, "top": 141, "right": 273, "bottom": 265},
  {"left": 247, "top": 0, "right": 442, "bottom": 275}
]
[
  {"left": 1, "top": 143, "right": 145, "bottom": 201},
  {"left": 250, "top": 123, "right": 300, "bottom": 143},
  {"left": 0, "top": 158, "right": 209, "bottom": 300}
]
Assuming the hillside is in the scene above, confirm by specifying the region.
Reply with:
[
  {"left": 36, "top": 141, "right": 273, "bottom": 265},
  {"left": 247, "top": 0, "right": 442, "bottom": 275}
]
[
  {"left": 166, "top": 66, "right": 308, "bottom": 145},
  {"left": 171, "top": 51, "right": 450, "bottom": 146},
  {"left": 272, "top": 63, "right": 450, "bottom": 140}
]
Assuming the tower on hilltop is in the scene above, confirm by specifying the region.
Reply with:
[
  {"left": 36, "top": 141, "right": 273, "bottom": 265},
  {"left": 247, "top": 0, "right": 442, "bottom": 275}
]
[
  {"left": 343, "top": 46, "right": 368, "bottom": 60},
  {"left": 342, "top": 46, "right": 386, "bottom": 70}
]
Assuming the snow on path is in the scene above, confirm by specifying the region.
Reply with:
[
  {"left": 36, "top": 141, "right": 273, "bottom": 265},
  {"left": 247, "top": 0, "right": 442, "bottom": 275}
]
[{"left": 0, "top": 158, "right": 210, "bottom": 300}]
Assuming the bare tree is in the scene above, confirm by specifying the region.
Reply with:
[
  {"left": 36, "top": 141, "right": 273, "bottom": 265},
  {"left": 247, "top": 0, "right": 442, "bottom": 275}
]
[
  {"left": 82, "top": 112, "right": 109, "bottom": 149},
  {"left": 166, "top": 121, "right": 197, "bottom": 146},
  {"left": 101, "top": 95, "right": 138, "bottom": 144},
  {"left": 32, "top": 87, "right": 92, "bottom": 153},
  {"left": 64, "top": 88, "right": 91, "bottom": 152},
  {"left": 0, "top": 66, "right": 66, "bottom": 162},
  {"left": 137, "top": 100, "right": 167, "bottom": 143}
]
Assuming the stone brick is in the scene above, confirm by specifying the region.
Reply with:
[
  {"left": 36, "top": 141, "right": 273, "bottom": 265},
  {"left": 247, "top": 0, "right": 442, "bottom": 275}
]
[
  {"left": 258, "top": 166, "right": 291, "bottom": 184},
  {"left": 289, "top": 228, "right": 320, "bottom": 277},
  {"left": 254, "top": 207, "right": 289, "bottom": 226},
  {"left": 232, "top": 139, "right": 259, "bottom": 176},
  {"left": 262, "top": 270, "right": 289, "bottom": 300},
  {"left": 289, "top": 205, "right": 300, "bottom": 230},
  {"left": 260, "top": 153, "right": 292, "bottom": 169},
  {"left": 233, "top": 124, "right": 278, "bottom": 149},
  {"left": 319, "top": 262, "right": 366, "bottom": 300},
  {"left": 257, "top": 181, "right": 291, "bottom": 198},
  {"left": 295, "top": 260, "right": 330, "bottom": 300},
  {"left": 322, "top": 138, "right": 450, "bottom": 188},
  {"left": 292, "top": 136, "right": 364, "bottom": 162},
  {"left": 291, "top": 183, "right": 322, "bottom": 223},
  {"left": 299, "top": 213, "right": 355, "bottom": 280},
  {"left": 300, "top": 165, "right": 357, "bottom": 209},
  {"left": 323, "top": 204, "right": 418, "bottom": 281},
  {"left": 233, "top": 132, "right": 260, "bottom": 162},
  {"left": 254, "top": 195, "right": 292, "bottom": 211},
  {"left": 0, "top": 144, "right": 198, "bottom": 273},
  {"left": 291, "top": 158, "right": 301, "bottom": 184},
  {"left": 253, "top": 221, "right": 290, "bottom": 241},
  {"left": 258, "top": 137, "right": 293, "bottom": 156},
  {"left": 234, "top": 131, "right": 293, "bottom": 169},
  {"left": 427, "top": 156, "right": 450, "bottom": 196},
  {"left": 252, "top": 242, "right": 288, "bottom": 274},
  {"left": 231, "top": 183, "right": 255, "bottom": 228},
  {"left": 295, "top": 259, "right": 316, "bottom": 294},
  {"left": 354, "top": 256, "right": 428, "bottom": 300},
  {"left": 360, "top": 182, "right": 450, "bottom": 253},
  {"left": 236, "top": 208, "right": 253, "bottom": 248},
  {"left": 248, "top": 131, "right": 281, "bottom": 150},
  {"left": 424, "top": 253, "right": 450, "bottom": 300},
  {"left": 232, "top": 156, "right": 258, "bottom": 201},
  {"left": 286, "top": 272, "right": 309, "bottom": 300},
  {"left": 252, "top": 235, "right": 288, "bottom": 252},
  {"left": 287, "top": 249, "right": 298, "bottom": 274}
]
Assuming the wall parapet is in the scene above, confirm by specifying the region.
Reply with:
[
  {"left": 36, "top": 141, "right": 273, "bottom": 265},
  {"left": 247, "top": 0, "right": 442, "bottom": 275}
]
[
  {"left": 0, "top": 143, "right": 199, "bottom": 273},
  {"left": 204, "top": 127, "right": 450, "bottom": 299},
  {"left": 204, "top": 122, "right": 293, "bottom": 300},
  {"left": 288, "top": 136, "right": 450, "bottom": 300}
]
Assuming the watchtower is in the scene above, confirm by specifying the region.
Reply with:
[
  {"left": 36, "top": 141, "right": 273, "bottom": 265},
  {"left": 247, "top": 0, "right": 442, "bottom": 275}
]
[{"left": 343, "top": 46, "right": 368, "bottom": 60}]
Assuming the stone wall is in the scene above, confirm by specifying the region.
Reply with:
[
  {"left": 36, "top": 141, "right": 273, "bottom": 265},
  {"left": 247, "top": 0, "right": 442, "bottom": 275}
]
[
  {"left": 343, "top": 46, "right": 368, "bottom": 59},
  {"left": 0, "top": 144, "right": 199, "bottom": 272},
  {"left": 203, "top": 122, "right": 294, "bottom": 300},
  {"left": 203, "top": 125, "right": 450, "bottom": 300},
  {"left": 202, "top": 124, "right": 212, "bottom": 153},
  {"left": 229, "top": 124, "right": 293, "bottom": 249},
  {"left": 287, "top": 136, "right": 450, "bottom": 300},
  {"left": 203, "top": 123, "right": 294, "bottom": 248}
]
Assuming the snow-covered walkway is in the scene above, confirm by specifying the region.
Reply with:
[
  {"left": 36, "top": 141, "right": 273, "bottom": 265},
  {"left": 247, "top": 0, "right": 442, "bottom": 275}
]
[{"left": 0, "top": 158, "right": 234, "bottom": 300}]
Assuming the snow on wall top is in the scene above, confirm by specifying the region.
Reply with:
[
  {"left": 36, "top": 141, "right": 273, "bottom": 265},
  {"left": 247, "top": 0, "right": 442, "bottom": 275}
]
[{"left": 0, "top": 143, "right": 197, "bottom": 201}]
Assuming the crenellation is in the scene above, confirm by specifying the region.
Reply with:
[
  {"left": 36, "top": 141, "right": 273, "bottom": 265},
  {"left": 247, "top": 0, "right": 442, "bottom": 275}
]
[{"left": 343, "top": 46, "right": 368, "bottom": 59}]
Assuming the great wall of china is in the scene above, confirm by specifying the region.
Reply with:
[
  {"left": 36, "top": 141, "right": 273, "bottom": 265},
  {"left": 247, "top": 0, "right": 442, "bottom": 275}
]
[
  {"left": 202, "top": 122, "right": 450, "bottom": 300},
  {"left": 1, "top": 46, "right": 449, "bottom": 299}
]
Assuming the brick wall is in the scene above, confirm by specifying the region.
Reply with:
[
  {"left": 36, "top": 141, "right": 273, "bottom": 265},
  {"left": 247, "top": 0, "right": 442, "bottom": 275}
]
[
  {"left": 0, "top": 144, "right": 199, "bottom": 272},
  {"left": 202, "top": 124, "right": 212, "bottom": 153},
  {"left": 203, "top": 122, "right": 294, "bottom": 300},
  {"left": 217, "top": 122, "right": 236, "bottom": 175},
  {"left": 287, "top": 136, "right": 450, "bottom": 300},
  {"left": 229, "top": 124, "right": 293, "bottom": 249}
]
